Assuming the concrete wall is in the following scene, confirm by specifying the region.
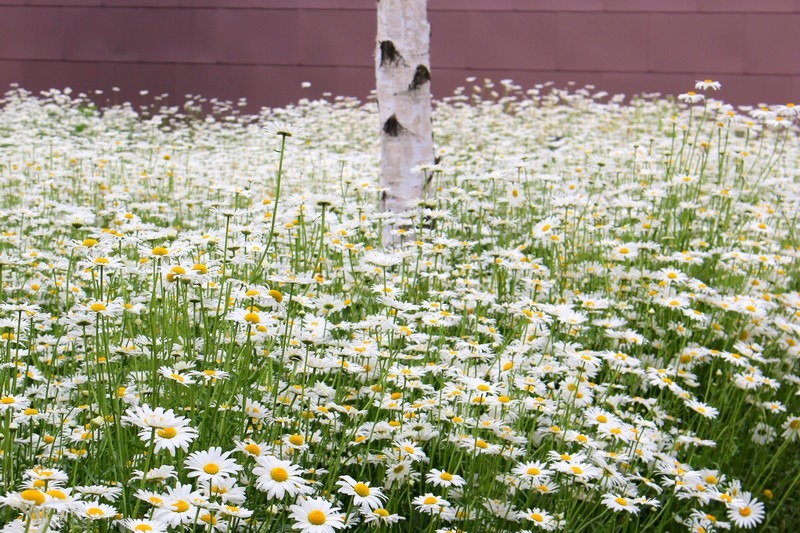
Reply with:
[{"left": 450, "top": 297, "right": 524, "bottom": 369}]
[{"left": 0, "top": 0, "right": 798, "bottom": 109}]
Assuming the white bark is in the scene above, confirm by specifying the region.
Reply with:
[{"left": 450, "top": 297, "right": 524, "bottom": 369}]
[{"left": 376, "top": 0, "right": 434, "bottom": 245}]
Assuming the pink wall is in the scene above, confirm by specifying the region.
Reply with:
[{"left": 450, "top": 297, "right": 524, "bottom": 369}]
[{"left": 0, "top": 0, "right": 799, "bottom": 109}]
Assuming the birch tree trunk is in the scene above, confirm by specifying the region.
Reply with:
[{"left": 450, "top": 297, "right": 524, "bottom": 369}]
[{"left": 375, "top": 0, "right": 434, "bottom": 247}]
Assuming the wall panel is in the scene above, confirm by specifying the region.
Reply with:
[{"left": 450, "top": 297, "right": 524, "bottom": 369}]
[{"left": 0, "top": 0, "right": 797, "bottom": 110}]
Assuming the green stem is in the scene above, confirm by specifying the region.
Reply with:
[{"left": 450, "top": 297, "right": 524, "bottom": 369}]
[{"left": 252, "top": 133, "right": 288, "bottom": 282}]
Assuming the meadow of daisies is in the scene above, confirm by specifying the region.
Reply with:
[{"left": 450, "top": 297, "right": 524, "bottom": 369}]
[{"left": 0, "top": 79, "right": 798, "bottom": 533}]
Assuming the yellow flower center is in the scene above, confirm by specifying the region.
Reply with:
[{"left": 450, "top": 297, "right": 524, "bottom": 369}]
[
  {"left": 308, "top": 509, "right": 326, "bottom": 525},
  {"left": 87, "top": 507, "right": 104, "bottom": 517},
  {"left": 354, "top": 482, "right": 371, "bottom": 497},
  {"left": 244, "top": 443, "right": 261, "bottom": 455},
  {"left": 289, "top": 434, "right": 304, "bottom": 446},
  {"left": 374, "top": 508, "right": 390, "bottom": 517},
  {"left": 527, "top": 467, "right": 540, "bottom": 476},
  {"left": 20, "top": 489, "right": 46, "bottom": 505},
  {"left": 152, "top": 247, "right": 168, "bottom": 256},
  {"left": 90, "top": 303, "right": 107, "bottom": 312},
  {"left": 46, "top": 489, "right": 66, "bottom": 499},
  {"left": 157, "top": 427, "right": 177, "bottom": 439},
  {"left": 477, "top": 384, "right": 490, "bottom": 392},
  {"left": 173, "top": 500, "right": 190, "bottom": 513},
  {"left": 134, "top": 525, "right": 153, "bottom": 532},
  {"left": 531, "top": 513, "right": 544, "bottom": 522},
  {"left": 244, "top": 312, "right": 260, "bottom": 324},
  {"left": 269, "top": 289, "right": 283, "bottom": 302},
  {"left": 0, "top": 397, "right": 14, "bottom": 404},
  {"left": 204, "top": 463, "right": 220, "bottom": 475},
  {"left": 440, "top": 472, "right": 454, "bottom": 481},
  {"left": 570, "top": 466, "right": 584, "bottom": 475},
  {"left": 423, "top": 496, "right": 438, "bottom": 505},
  {"left": 739, "top": 507, "right": 752, "bottom": 517},
  {"left": 271, "top": 467, "right": 289, "bottom": 482},
  {"left": 615, "top": 497, "right": 628, "bottom": 506}
]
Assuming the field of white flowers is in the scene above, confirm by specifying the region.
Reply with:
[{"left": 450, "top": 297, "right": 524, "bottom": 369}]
[{"left": 0, "top": 80, "right": 798, "bottom": 533}]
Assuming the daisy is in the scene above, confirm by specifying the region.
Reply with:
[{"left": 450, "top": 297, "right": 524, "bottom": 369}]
[
  {"left": 185, "top": 447, "right": 242, "bottom": 486},
  {"left": 781, "top": 416, "right": 800, "bottom": 441},
  {"left": 143, "top": 422, "right": 198, "bottom": 456},
  {"left": 361, "top": 507, "right": 405, "bottom": 526},
  {"left": 220, "top": 504, "right": 254, "bottom": 520},
  {"left": 393, "top": 439, "right": 427, "bottom": 461},
  {"left": 195, "top": 510, "right": 225, "bottom": 531},
  {"left": 609, "top": 243, "right": 639, "bottom": 261},
  {"left": 412, "top": 493, "right": 450, "bottom": 515},
  {"left": 134, "top": 489, "right": 168, "bottom": 509},
  {"left": 552, "top": 458, "right": 602, "bottom": 482},
  {"left": 119, "top": 518, "right": 170, "bottom": 533},
  {"left": 384, "top": 459, "right": 418, "bottom": 488},
  {"left": 532, "top": 217, "right": 560, "bottom": 239},
  {"left": 0, "top": 394, "right": 30, "bottom": 413},
  {"left": 253, "top": 456, "right": 310, "bottom": 499},
  {"left": 264, "top": 120, "right": 305, "bottom": 138},
  {"left": 518, "top": 507, "right": 557, "bottom": 530},
  {"left": 0, "top": 489, "right": 48, "bottom": 511},
  {"left": 601, "top": 493, "right": 640, "bottom": 514},
  {"left": 77, "top": 500, "right": 117, "bottom": 520},
  {"left": 726, "top": 492, "right": 765, "bottom": 529},
  {"left": 23, "top": 466, "right": 69, "bottom": 487},
  {"left": 203, "top": 477, "right": 247, "bottom": 504},
  {"left": 74, "top": 484, "right": 123, "bottom": 501},
  {"left": 158, "top": 366, "right": 196, "bottom": 387},
  {"left": 678, "top": 91, "right": 705, "bottom": 104},
  {"left": 288, "top": 497, "right": 345, "bottom": 532},
  {"left": 685, "top": 399, "right": 719, "bottom": 419},
  {"left": 425, "top": 469, "right": 466, "bottom": 488},
  {"left": 130, "top": 465, "right": 178, "bottom": 483},
  {"left": 152, "top": 483, "right": 199, "bottom": 527},
  {"left": 122, "top": 404, "right": 182, "bottom": 430},
  {"left": 234, "top": 439, "right": 269, "bottom": 458},
  {"left": 336, "top": 475, "right": 387, "bottom": 510},
  {"left": 512, "top": 461, "right": 553, "bottom": 483},
  {"left": 695, "top": 79, "right": 721, "bottom": 91}
]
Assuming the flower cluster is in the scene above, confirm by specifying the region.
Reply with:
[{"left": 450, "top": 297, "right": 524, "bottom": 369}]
[{"left": 0, "top": 80, "right": 797, "bottom": 532}]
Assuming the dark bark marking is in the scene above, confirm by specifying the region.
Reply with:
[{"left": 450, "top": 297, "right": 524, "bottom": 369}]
[
  {"left": 380, "top": 40, "right": 403, "bottom": 66},
  {"left": 409, "top": 65, "right": 430, "bottom": 91},
  {"left": 383, "top": 115, "right": 405, "bottom": 137}
]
